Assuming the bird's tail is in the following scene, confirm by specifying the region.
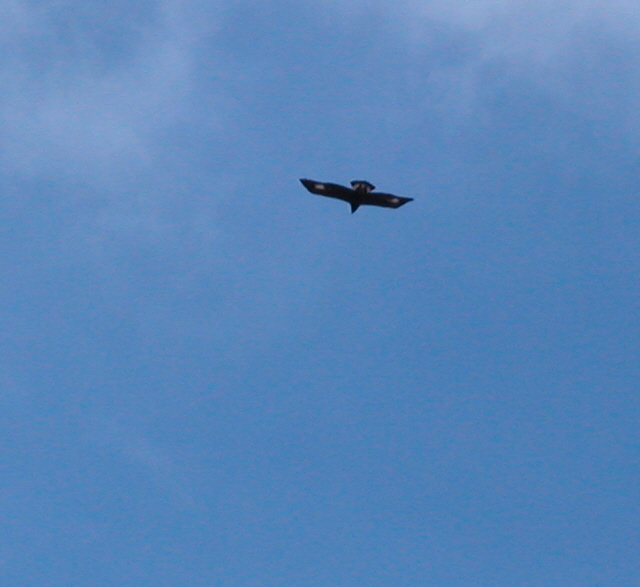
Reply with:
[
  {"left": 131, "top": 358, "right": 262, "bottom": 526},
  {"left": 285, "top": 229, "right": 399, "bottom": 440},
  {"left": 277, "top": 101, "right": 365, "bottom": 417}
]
[{"left": 350, "top": 202, "right": 360, "bottom": 214}]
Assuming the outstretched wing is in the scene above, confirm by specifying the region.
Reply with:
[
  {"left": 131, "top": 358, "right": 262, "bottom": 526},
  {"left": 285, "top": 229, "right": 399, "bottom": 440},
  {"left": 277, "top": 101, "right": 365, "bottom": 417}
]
[
  {"left": 361, "top": 191, "right": 414, "bottom": 209},
  {"left": 300, "top": 179, "right": 354, "bottom": 203}
]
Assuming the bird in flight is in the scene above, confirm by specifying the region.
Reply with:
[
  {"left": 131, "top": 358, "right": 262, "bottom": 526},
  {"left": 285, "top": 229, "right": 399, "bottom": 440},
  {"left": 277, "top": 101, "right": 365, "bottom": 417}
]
[{"left": 300, "top": 179, "right": 413, "bottom": 214}]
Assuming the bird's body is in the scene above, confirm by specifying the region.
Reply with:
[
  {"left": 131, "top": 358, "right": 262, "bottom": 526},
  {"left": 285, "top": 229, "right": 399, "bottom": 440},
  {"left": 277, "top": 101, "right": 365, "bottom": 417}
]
[{"left": 300, "top": 179, "right": 413, "bottom": 213}]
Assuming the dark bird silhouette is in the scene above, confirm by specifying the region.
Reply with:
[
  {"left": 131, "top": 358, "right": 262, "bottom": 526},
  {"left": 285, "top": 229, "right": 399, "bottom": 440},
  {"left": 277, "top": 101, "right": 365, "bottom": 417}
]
[{"left": 300, "top": 179, "right": 413, "bottom": 214}]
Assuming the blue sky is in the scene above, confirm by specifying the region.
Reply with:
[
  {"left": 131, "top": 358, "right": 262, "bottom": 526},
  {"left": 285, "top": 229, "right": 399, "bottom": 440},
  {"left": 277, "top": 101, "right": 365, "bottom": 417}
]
[{"left": 2, "top": 1, "right": 640, "bottom": 585}]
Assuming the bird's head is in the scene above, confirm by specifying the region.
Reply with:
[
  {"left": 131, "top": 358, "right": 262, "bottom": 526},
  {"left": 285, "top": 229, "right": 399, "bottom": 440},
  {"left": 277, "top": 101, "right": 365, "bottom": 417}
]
[{"left": 350, "top": 180, "right": 375, "bottom": 193}]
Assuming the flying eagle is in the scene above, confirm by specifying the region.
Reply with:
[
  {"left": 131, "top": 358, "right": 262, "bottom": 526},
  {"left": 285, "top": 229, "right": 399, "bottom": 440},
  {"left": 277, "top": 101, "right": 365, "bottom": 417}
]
[{"left": 300, "top": 179, "right": 413, "bottom": 214}]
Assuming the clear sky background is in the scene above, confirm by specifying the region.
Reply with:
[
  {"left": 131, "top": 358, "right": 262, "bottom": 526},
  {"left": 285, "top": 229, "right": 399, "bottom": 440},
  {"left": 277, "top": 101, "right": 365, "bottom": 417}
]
[{"left": 1, "top": 1, "right": 640, "bottom": 585}]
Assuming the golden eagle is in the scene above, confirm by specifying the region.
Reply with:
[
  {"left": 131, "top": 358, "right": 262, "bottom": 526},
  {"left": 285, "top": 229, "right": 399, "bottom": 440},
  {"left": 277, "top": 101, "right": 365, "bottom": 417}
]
[{"left": 300, "top": 179, "right": 413, "bottom": 214}]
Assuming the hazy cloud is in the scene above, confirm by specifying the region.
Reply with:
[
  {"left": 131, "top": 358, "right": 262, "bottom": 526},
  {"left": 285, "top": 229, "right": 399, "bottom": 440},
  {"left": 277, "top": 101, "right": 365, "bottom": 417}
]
[
  {"left": 384, "top": 0, "right": 640, "bottom": 147},
  {"left": 0, "top": 0, "right": 221, "bottom": 180},
  {"left": 0, "top": 0, "right": 229, "bottom": 272}
]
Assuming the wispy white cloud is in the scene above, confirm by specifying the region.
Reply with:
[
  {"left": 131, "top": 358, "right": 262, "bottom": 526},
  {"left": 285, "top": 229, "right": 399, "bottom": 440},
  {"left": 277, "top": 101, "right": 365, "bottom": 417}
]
[
  {"left": 378, "top": 0, "right": 640, "bottom": 146},
  {"left": 0, "top": 0, "right": 221, "bottom": 181},
  {"left": 405, "top": 0, "right": 640, "bottom": 78},
  {"left": 0, "top": 0, "right": 229, "bottom": 273},
  {"left": 323, "top": 0, "right": 640, "bottom": 107}
]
